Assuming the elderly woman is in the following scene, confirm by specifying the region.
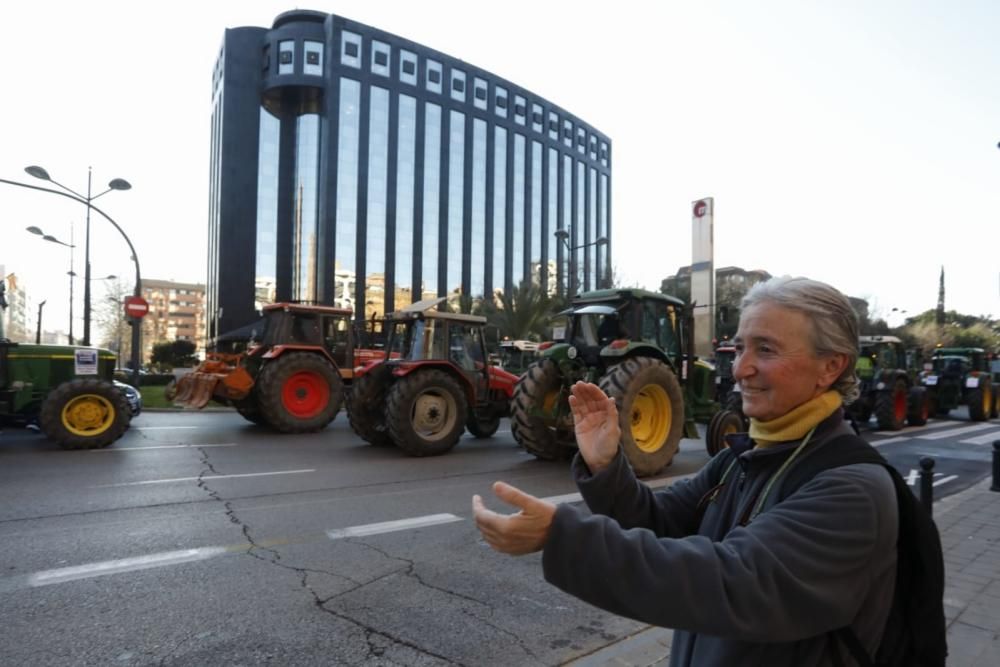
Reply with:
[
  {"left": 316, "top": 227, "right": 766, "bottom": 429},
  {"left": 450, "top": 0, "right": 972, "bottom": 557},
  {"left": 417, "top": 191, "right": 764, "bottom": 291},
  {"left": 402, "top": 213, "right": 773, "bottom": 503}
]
[{"left": 473, "top": 276, "right": 899, "bottom": 667}]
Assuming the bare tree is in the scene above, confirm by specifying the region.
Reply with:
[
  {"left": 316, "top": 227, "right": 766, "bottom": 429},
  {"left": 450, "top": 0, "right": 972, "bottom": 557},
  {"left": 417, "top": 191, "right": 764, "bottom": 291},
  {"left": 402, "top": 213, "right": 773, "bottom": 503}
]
[{"left": 96, "top": 278, "right": 133, "bottom": 367}]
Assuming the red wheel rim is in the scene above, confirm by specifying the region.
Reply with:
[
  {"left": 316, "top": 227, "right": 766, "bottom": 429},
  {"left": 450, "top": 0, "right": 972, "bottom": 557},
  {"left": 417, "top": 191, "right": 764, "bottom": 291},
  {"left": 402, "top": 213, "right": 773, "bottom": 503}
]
[
  {"left": 894, "top": 388, "right": 906, "bottom": 422},
  {"left": 281, "top": 371, "right": 329, "bottom": 418}
]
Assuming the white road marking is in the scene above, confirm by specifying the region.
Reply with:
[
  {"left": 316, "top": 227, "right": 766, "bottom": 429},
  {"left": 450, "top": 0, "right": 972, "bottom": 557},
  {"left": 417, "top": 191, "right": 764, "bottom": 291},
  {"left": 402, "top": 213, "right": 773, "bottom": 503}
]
[
  {"left": 539, "top": 472, "right": 696, "bottom": 506},
  {"left": 94, "top": 469, "right": 315, "bottom": 487},
  {"left": 90, "top": 443, "right": 238, "bottom": 452},
  {"left": 933, "top": 475, "right": 959, "bottom": 487},
  {"left": 326, "top": 513, "right": 462, "bottom": 539},
  {"left": 28, "top": 547, "right": 228, "bottom": 587},
  {"left": 960, "top": 430, "right": 1000, "bottom": 445},
  {"left": 916, "top": 423, "right": 995, "bottom": 440},
  {"left": 132, "top": 426, "right": 201, "bottom": 431},
  {"left": 871, "top": 436, "right": 909, "bottom": 447}
]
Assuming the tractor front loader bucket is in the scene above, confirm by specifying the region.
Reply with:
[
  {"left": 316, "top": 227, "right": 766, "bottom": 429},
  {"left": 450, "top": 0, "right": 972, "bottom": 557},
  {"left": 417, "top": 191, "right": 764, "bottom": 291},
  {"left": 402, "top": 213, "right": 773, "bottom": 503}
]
[{"left": 171, "top": 354, "right": 254, "bottom": 409}]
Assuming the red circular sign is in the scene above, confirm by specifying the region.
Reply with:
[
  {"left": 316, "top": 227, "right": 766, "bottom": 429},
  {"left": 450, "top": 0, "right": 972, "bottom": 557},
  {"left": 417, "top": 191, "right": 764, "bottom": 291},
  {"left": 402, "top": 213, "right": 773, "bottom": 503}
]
[
  {"left": 693, "top": 200, "right": 708, "bottom": 218},
  {"left": 124, "top": 295, "right": 150, "bottom": 318}
]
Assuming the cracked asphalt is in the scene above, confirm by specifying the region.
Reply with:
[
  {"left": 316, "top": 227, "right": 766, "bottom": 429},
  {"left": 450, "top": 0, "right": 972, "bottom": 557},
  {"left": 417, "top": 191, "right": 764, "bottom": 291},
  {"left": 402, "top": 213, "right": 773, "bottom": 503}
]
[{"left": 0, "top": 410, "right": 711, "bottom": 666}]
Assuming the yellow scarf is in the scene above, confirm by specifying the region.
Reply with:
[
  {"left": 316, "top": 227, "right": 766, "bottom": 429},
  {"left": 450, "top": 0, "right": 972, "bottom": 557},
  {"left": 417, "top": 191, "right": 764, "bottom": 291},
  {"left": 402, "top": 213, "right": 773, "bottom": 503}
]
[{"left": 748, "top": 390, "right": 843, "bottom": 448}]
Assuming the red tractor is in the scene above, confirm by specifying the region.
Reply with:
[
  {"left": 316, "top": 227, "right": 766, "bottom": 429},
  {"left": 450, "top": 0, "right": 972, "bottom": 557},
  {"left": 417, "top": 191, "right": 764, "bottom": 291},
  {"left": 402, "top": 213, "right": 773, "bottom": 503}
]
[
  {"left": 171, "top": 303, "right": 384, "bottom": 433},
  {"left": 347, "top": 298, "right": 518, "bottom": 456}
]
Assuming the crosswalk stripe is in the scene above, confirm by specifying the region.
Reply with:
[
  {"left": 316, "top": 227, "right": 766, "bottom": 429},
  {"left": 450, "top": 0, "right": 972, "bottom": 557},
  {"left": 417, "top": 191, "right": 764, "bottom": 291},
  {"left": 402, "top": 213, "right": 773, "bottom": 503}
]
[
  {"left": 917, "top": 423, "right": 996, "bottom": 440},
  {"left": 960, "top": 430, "right": 1000, "bottom": 445}
]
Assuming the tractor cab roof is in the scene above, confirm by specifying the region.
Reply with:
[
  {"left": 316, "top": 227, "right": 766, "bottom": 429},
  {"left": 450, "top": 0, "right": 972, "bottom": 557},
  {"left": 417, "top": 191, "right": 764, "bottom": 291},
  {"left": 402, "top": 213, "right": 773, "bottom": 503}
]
[
  {"left": 932, "top": 347, "right": 985, "bottom": 357},
  {"left": 859, "top": 335, "right": 902, "bottom": 345},
  {"left": 571, "top": 288, "right": 685, "bottom": 308},
  {"left": 263, "top": 302, "right": 354, "bottom": 317},
  {"left": 388, "top": 297, "right": 487, "bottom": 325}
]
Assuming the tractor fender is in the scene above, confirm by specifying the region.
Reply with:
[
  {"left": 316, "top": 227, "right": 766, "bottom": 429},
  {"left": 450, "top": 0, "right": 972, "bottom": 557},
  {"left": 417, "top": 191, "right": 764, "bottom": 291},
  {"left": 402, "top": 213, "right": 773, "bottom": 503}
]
[
  {"left": 262, "top": 344, "right": 339, "bottom": 368},
  {"left": 486, "top": 366, "right": 519, "bottom": 399},
  {"left": 600, "top": 343, "right": 672, "bottom": 369},
  {"left": 873, "top": 369, "right": 910, "bottom": 391}
]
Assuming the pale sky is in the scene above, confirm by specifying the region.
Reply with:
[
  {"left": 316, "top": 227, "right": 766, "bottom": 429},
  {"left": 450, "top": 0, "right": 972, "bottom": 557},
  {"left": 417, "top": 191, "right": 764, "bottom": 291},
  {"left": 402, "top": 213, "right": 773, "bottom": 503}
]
[{"left": 2, "top": 0, "right": 998, "bottom": 337}]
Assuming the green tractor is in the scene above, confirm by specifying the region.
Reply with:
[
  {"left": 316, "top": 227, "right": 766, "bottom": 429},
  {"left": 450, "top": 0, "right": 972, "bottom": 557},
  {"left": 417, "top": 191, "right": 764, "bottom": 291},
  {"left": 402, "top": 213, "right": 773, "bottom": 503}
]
[
  {"left": 0, "top": 341, "right": 132, "bottom": 449},
  {"left": 509, "top": 288, "right": 718, "bottom": 476},
  {"left": 847, "top": 335, "right": 929, "bottom": 431},
  {"left": 704, "top": 342, "right": 748, "bottom": 456},
  {"left": 919, "top": 347, "right": 996, "bottom": 421}
]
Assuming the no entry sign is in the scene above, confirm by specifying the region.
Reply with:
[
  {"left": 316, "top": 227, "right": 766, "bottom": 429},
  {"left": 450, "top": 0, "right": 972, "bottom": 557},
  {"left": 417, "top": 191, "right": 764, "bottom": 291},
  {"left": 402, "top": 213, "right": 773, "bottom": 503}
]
[{"left": 124, "top": 295, "right": 150, "bottom": 319}]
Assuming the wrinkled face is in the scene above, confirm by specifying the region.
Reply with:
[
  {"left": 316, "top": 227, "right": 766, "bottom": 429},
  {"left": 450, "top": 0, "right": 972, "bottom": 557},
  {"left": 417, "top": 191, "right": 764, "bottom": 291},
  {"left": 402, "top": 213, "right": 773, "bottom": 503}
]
[{"left": 732, "top": 302, "right": 846, "bottom": 422}]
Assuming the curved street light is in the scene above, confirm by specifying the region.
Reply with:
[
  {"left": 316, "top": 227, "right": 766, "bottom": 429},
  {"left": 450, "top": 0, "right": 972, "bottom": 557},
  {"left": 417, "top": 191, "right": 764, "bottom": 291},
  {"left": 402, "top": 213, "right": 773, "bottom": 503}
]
[
  {"left": 24, "top": 165, "right": 131, "bottom": 347},
  {"left": 554, "top": 230, "right": 609, "bottom": 296},
  {"left": 2, "top": 175, "right": 143, "bottom": 386},
  {"left": 26, "top": 224, "right": 76, "bottom": 343}
]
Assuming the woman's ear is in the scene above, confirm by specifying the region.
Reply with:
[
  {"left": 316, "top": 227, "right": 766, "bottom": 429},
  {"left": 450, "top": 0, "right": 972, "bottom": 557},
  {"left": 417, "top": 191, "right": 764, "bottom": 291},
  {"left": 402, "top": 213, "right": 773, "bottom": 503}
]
[{"left": 818, "top": 352, "right": 850, "bottom": 390}]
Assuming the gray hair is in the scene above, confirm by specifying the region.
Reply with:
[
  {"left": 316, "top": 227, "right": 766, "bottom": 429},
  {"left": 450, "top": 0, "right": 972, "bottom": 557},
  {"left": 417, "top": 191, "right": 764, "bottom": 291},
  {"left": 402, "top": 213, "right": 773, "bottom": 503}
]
[{"left": 740, "top": 276, "right": 860, "bottom": 404}]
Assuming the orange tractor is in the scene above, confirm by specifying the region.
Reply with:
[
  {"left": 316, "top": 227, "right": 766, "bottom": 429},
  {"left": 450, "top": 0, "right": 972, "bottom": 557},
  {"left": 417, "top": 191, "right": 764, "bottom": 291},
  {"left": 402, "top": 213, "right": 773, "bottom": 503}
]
[
  {"left": 347, "top": 298, "right": 518, "bottom": 456},
  {"left": 170, "top": 303, "right": 383, "bottom": 433}
]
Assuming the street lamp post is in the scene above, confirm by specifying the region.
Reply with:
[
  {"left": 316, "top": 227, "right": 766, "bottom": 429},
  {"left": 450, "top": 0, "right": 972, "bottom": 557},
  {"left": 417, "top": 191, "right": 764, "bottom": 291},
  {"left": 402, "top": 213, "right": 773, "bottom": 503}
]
[
  {"left": 553, "top": 230, "right": 609, "bottom": 297},
  {"left": 26, "top": 225, "right": 76, "bottom": 344},
  {"left": 2, "top": 174, "right": 143, "bottom": 386},
  {"left": 24, "top": 165, "right": 131, "bottom": 346},
  {"left": 35, "top": 300, "right": 47, "bottom": 344}
]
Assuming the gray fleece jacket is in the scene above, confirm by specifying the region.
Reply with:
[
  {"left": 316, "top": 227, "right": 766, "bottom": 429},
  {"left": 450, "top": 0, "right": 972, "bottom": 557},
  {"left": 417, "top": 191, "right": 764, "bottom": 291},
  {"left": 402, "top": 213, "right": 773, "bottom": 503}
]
[{"left": 542, "top": 411, "right": 898, "bottom": 667}]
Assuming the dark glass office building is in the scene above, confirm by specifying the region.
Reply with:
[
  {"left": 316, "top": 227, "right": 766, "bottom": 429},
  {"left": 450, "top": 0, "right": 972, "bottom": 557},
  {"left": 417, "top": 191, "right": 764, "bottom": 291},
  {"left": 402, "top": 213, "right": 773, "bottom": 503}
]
[{"left": 207, "top": 10, "right": 612, "bottom": 339}]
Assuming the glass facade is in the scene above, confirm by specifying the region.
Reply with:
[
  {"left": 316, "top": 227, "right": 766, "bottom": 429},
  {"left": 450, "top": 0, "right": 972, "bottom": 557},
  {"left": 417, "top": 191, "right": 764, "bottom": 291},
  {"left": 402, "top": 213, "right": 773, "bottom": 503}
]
[{"left": 209, "top": 13, "right": 611, "bottom": 338}]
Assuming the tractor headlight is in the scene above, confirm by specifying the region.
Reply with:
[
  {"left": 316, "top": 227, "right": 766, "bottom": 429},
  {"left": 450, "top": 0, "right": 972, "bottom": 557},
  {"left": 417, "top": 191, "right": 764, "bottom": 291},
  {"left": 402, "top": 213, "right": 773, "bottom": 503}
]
[{"left": 567, "top": 346, "right": 577, "bottom": 360}]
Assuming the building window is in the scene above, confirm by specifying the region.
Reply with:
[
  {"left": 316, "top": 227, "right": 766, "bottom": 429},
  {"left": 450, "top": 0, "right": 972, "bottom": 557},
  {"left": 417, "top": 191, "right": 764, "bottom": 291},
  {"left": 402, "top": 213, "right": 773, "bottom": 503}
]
[
  {"left": 473, "top": 77, "right": 488, "bottom": 110},
  {"left": 514, "top": 95, "right": 526, "bottom": 125},
  {"left": 278, "top": 40, "right": 294, "bottom": 75},
  {"left": 304, "top": 40, "right": 323, "bottom": 76},
  {"left": 451, "top": 69, "right": 466, "bottom": 102},
  {"left": 493, "top": 125, "right": 507, "bottom": 293},
  {"left": 531, "top": 103, "right": 543, "bottom": 133},
  {"left": 601, "top": 141, "right": 609, "bottom": 167},
  {"left": 563, "top": 120, "right": 573, "bottom": 147},
  {"left": 426, "top": 60, "right": 442, "bottom": 93},
  {"left": 576, "top": 128, "right": 586, "bottom": 153},
  {"left": 422, "top": 103, "right": 442, "bottom": 296},
  {"left": 341, "top": 31, "right": 361, "bottom": 68},
  {"left": 371, "top": 40, "right": 390, "bottom": 76},
  {"left": 495, "top": 86, "right": 508, "bottom": 117},
  {"left": 548, "top": 112, "right": 559, "bottom": 140},
  {"left": 400, "top": 49, "right": 417, "bottom": 85}
]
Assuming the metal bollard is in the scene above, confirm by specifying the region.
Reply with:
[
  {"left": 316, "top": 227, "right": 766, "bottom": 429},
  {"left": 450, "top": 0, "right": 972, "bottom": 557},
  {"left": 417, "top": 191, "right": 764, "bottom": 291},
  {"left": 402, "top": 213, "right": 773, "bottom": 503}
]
[
  {"left": 992, "top": 442, "right": 1000, "bottom": 493},
  {"left": 919, "top": 457, "right": 935, "bottom": 515}
]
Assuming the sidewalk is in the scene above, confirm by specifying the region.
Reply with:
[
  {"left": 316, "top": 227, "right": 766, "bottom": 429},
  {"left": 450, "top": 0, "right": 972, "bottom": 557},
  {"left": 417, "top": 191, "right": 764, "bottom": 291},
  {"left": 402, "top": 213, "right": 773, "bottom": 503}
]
[{"left": 565, "top": 478, "right": 1000, "bottom": 667}]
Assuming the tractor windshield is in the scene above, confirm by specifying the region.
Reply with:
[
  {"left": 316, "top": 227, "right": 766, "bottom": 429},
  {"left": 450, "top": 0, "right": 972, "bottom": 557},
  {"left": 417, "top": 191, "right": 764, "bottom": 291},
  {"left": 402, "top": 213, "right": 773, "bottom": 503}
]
[{"left": 386, "top": 318, "right": 447, "bottom": 361}]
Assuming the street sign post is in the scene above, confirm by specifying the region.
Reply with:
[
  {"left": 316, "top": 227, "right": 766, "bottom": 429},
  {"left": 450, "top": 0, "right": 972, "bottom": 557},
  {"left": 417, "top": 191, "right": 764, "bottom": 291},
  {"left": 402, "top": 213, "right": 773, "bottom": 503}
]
[{"left": 123, "top": 295, "right": 149, "bottom": 319}]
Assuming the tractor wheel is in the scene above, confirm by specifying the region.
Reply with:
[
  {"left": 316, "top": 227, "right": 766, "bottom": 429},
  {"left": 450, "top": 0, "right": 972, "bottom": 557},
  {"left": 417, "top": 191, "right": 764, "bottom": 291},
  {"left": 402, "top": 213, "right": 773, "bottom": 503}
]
[
  {"left": 347, "top": 368, "right": 394, "bottom": 446},
  {"left": 705, "top": 409, "right": 746, "bottom": 457},
  {"left": 256, "top": 353, "right": 343, "bottom": 433},
  {"left": 510, "top": 358, "right": 574, "bottom": 461},
  {"left": 906, "top": 386, "right": 929, "bottom": 426},
  {"left": 599, "top": 357, "right": 684, "bottom": 477},
  {"left": 386, "top": 369, "right": 468, "bottom": 456},
  {"left": 724, "top": 392, "right": 743, "bottom": 414},
  {"left": 992, "top": 384, "right": 1000, "bottom": 420},
  {"left": 967, "top": 379, "right": 990, "bottom": 422},
  {"left": 233, "top": 396, "right": 267, "bottom": 426},
  {"left": 39, "top": 379, "right": 131, "bottom": 450},
  {"left": 466, "top": 410, "right": 501, "bottom": 438},
  {"left": 874, "top": 378, "right": 908, "bottom": 431}
]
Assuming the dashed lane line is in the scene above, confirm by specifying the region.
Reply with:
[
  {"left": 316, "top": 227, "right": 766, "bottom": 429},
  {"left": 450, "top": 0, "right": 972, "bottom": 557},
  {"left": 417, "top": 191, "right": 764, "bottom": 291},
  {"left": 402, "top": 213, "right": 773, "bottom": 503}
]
[
  {"left": 90, "top": 443, "right": 238, "bottom": 452},
  {"left": 27, "top": 547, "right": 230, "bottom": 587},
  {"left": 326, "top": 513, "right": 462, "bottom": 539},
  {"left": 93, "top": 469, "right": 316, "bottom": 488},
  {"left": 131, "top": 426, "right": 201, "bottom": 431}
]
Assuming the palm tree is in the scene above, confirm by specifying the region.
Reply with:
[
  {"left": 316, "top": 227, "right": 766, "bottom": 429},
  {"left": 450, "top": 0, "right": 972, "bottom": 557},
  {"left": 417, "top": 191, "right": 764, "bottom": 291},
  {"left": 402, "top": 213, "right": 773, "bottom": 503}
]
[{"left": 488, "top": 280, "right": 562, "bottom": 341}]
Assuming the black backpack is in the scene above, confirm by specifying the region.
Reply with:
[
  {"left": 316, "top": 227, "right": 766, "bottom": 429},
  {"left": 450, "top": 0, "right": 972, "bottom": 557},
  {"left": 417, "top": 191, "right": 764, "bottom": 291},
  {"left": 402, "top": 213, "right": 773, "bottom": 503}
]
[{"left": 713, "top": 433, "right": 948, "bottom": 667}]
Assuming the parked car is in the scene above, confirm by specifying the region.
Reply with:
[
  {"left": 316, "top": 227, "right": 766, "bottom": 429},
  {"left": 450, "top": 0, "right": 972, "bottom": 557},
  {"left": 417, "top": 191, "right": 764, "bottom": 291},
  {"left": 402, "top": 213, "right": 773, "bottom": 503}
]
[{"left": 114, "top": 381, "right": 143, "bottom": 417}]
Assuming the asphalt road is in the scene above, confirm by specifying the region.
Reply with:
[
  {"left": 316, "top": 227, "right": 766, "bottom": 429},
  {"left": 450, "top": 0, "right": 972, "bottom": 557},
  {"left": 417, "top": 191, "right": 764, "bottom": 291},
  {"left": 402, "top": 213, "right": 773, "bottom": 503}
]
[{"left": 0, "top": 408, "right": 997, "bottom": 666}]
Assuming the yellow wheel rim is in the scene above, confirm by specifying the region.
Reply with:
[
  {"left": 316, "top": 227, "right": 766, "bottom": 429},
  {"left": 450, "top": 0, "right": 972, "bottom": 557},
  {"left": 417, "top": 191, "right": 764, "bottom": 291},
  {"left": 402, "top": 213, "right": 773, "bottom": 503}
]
[
  {"left": 723, "top": 421, "right": 740, "bottom": 437},
  {"left": 983, "top": 384, "right": 991, "bottom": 414},
  {"left": 542, "top": 391, "right": 560, "bottom": 416},
  {"left": 61, "top": 394, "right": 115, "bottom": 437},
  {"left": 630, "top": 384, "right": 671, "bottom": 453}
]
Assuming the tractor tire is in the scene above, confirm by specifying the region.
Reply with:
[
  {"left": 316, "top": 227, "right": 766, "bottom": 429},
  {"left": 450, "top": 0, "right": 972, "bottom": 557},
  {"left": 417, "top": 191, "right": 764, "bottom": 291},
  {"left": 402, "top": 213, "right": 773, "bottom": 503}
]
[
  {"left": 234, "top": 397, "right": 267, "bottom": 426},
  {"left": 724, "top": 392, "right": 744, "bottom": 414},
  {"left": 347, "top": 368, "right": 394, "bottom": 447},
  {"left": 967, "top": 379, "right": 990, "bottom": 422},
  {"left": 39, "top": 378, "right": 131, "bottom": 450},
  {"left": 386, "top": 369, "right": 467, "bottom": 456},
  {"left": 510, "top": 358, "right": 575, "bottom": 461},
  {"left": 906, "top": 386, "right": 929, "bottom": 426},
  {"left": 599, "top": 357, "right": 684, "bottom": 477},
  {"left": 705, "top": 409, "right": 747, "bottom": 457},
  {"left": 874, "top": 378, "right": 908, "bottom": 431},
  {"left": 256, "top": 353, "right": 343, "bottom": 433},
  {"left": 991, "top": 384, "right": 1000, "bottom": 420},
  {"left": 466, "top": 410, "right": 501, "bottom": 438}
]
